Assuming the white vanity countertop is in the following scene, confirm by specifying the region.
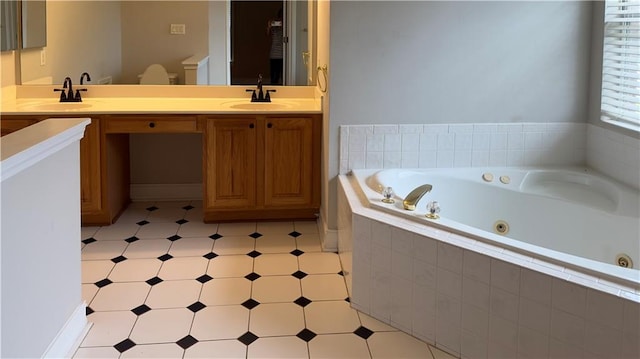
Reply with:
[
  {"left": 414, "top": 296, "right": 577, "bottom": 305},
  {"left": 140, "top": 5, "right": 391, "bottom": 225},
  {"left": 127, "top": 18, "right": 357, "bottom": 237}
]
[{"left": 1, "top": 85, "right": 323, "bottom": 115}]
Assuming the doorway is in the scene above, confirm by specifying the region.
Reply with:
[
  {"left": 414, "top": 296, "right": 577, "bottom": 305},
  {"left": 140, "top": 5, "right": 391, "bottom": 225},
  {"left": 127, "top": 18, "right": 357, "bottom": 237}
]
[{"left": 230, "top": 0, "right": 284, "bottom": 85}]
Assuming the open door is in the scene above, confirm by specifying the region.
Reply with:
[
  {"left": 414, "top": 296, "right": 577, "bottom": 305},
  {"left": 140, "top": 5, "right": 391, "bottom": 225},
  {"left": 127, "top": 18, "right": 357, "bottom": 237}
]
[{"left": 230, "top": 0, "right": 285, "bottom": 85}]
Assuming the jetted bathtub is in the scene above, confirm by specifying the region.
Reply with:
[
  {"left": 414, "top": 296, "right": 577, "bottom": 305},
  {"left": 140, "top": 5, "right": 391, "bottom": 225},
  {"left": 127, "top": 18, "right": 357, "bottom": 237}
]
[{"left": 351, "top": 166, "right": 640, "bottom": 287}]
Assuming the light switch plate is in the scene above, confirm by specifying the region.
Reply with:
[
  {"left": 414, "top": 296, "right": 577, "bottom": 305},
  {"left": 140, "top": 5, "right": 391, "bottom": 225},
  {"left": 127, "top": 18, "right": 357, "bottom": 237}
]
[{"left": 170, "top": 24, "right": 186, "bottom": 35}]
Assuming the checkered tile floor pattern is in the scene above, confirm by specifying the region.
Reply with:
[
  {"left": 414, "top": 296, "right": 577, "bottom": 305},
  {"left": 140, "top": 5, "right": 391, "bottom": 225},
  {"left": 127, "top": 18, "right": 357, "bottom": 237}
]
[{"left": 76, "top": 201, "right": 456, "bottom": 358}]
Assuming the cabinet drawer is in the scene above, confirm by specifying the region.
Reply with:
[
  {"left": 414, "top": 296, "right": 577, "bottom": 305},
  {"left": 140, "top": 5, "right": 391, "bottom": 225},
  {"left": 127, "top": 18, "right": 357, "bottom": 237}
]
[{"left": 105, "top": 116, "right": 198, "bottom": 133}]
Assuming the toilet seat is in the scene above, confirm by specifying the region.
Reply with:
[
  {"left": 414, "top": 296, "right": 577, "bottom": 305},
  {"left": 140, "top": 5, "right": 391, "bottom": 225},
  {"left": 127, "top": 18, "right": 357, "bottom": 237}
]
[{"left": 139, "top": 64, "right": 171, "bottom": 85}]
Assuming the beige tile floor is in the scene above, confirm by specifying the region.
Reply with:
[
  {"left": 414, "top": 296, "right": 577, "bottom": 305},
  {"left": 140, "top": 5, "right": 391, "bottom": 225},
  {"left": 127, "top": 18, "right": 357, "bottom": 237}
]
[{"left": 75, "top": 201, "right": 458, "bottom": 359}]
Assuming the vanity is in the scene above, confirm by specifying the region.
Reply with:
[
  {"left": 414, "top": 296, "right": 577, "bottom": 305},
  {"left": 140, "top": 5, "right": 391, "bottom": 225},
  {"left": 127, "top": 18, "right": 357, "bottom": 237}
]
[{"left": 1, "top": 86, "right": 323, "bottom": 226}]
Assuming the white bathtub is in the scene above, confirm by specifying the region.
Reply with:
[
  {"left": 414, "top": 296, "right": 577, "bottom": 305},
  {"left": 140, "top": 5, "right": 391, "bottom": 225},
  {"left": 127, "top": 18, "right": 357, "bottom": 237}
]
[{"left": 351, "top": 166, "right": 640, "bottom": 288}]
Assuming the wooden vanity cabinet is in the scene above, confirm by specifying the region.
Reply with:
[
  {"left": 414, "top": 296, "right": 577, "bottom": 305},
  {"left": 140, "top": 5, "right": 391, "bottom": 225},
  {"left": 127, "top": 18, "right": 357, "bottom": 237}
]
[
  {"left": 0, "top": 115, "right": 111, "bottom": 224},
  {"left": 203, "top": 114, "right": 321, "bottom": 221}
]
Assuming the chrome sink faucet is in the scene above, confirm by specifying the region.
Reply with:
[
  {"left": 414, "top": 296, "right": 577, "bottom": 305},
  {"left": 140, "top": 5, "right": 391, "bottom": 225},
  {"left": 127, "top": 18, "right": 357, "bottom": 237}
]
[
  {"left": 403, "top": 184, "right": 433, "bottom": 211},
  {"left": 246, "top": 73, "right": 276, "bottom": 103}
]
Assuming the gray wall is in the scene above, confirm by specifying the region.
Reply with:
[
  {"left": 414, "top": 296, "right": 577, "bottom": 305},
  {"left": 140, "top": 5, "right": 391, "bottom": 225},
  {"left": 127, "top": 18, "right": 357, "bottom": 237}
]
[{"left": 325, "top": 1, "right": 594, "bottom": 229}]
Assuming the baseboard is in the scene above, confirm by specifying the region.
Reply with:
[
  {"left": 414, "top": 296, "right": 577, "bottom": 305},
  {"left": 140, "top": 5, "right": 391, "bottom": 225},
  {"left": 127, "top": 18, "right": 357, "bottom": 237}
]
[
  {"left": 130, "top": 183, "right": 202, "bottom": 202},
  {"left": 43, "top": 302, "right": 89, "bottom": 358},
  {"left": 319, "top": 211, "right": 338, "bottom": 252}
]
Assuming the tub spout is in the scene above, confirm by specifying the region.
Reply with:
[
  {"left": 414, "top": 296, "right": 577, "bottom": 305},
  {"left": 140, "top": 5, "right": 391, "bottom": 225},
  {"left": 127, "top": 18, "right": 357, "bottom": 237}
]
[{"left": 403, "top": 184, "right": 433, "bottom": 211}]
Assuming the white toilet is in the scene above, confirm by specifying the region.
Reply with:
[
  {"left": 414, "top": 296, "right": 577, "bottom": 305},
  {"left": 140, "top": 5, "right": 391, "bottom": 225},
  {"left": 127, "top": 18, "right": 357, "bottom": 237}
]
[{"left": 139, "top": 64, "right": 171, "bottom": 85}]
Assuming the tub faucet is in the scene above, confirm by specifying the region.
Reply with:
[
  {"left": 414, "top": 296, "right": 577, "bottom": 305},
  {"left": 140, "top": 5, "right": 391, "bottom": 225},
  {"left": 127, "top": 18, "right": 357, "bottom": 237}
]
[
  {"left": 403, "top": 184, "right": 433, "bottom": 211},
  {"left": 80, "top": 72, "right": 91, "bottom": 85}
]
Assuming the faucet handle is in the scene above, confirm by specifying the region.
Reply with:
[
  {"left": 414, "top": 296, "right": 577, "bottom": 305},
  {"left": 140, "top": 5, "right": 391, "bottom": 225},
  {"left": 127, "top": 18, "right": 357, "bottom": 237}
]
[
  {"left": 75, "top": 88, "right": 87, "bottom": 102},
  {"left": 246, "top": 89, "right": 258, "bottom": 102},
  {"left": 265, "top": 89, "right": 276, "bottom": 102},
  {"left": 54, "top": 88, "right": 67, "bottom": 102}
]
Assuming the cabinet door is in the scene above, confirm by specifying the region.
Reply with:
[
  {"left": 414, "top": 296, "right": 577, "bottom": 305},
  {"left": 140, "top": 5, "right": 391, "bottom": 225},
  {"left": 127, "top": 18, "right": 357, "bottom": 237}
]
[
  {"left": 263, "top": 118, "right": 313, "bottom": 207},
  {"left": 80, "top": 119, "right": 102, "bottom": 213},
  {"left": 1, "top": 118, "right": 39, "bottom": 136},
  {"left": 205, "top": 118, "right": 257, "bottom": 209}
]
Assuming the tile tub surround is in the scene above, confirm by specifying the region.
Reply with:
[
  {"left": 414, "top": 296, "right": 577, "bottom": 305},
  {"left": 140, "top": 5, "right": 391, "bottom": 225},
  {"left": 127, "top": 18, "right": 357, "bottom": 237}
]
[
  {"left": 76, "top": 201, "right": 457, "bottom": 359},
  {"left": 338, "top": 175, "right": 640, "bottom": 359},
  {"left": 339, "top": 122, "right": 640, "bottom": 191}
]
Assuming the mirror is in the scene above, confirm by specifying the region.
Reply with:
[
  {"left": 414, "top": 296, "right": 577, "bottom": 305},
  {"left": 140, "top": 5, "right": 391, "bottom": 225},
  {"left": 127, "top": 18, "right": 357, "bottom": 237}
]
[
  {"left": 1, "top": 0, "right": 46, "bottom": 52},
  {"left": 18, "top": 0, "right": 316, "bottom": 86}
]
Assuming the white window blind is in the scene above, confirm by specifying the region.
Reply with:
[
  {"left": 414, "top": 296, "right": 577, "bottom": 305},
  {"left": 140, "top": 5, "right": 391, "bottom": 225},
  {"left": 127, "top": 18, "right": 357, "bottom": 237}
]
[{"left": 601, "top": 0, "right": 640, "bottom": 131}]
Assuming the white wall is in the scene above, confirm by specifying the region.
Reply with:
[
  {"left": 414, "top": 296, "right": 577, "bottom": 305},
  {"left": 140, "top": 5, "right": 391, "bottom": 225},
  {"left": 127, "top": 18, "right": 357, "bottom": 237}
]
[{"left": 325, "top": 1, "right": 594, "bottom": 230}]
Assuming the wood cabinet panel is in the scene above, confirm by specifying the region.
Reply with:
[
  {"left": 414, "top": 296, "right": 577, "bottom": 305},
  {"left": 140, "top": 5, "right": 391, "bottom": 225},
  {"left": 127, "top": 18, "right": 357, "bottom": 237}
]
[
  {"left": 205, "top": 118, "right": 257, "bottom": 209},
  {"left": 80, "top": 119, "right": 102, "bottom": 212},
  {"left": 264, "top": 118, "right": 313, "bottom": 207},
  {"left": 0, "top": 118, "right": 39, "bottom": 136},
  {"left": 105, "top": 116, "right": 198, "bottom": 133}
]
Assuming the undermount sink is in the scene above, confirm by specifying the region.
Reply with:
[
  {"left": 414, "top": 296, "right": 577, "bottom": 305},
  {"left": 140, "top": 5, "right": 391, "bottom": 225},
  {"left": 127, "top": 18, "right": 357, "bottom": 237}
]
[
  {"left": 220, "top": 100, "right": 296, "bottom": 111},
  {"left": 22, "top": 102, "right": 95, "bottom": 111}
]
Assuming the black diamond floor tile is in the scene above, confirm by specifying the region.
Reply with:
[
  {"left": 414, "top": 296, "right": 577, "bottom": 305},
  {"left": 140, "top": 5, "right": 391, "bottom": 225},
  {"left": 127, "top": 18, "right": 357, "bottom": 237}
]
[
  {"left": 354, "top": 326, "right": 374, "bottom": 339},
  {"left": 245, "top": 272, "right": 261, "bottom": 281},
  {"left": 182, "top": 205, "right": 195, "bottom": 210},
  {"left": 241, "top": 299, "right": 260, "bottom": 310},
  {"left": 294, "top": 296, "right": 312, "bottom": 307},
  {"left": 289, "top": 231, "right": 302, "bottom": 238},
  {"left": 111, "top": 255, "right": 127, "bottom": 263},
  {"left": 86, "top": 307, "right": 94, "bottom": 315},
  {"left": 167, "top": 235, "right": 182, "bottom": 241},
  {"left": 114, "top": 338, "right": 136, "bottom": 353},
  {"left": 146, "top": 206, "right": 159, "bottom": 212},
  {"left": 196, "top": 274, "right": 213, "bottom": 283},
  {"left": 95, "top": 278, "right": 113, "bottom": 288},
  {"left": 290, "top": 249, "right": 304, "bottom": 257},
  {"left": 136, "top": 220, "right": 150, "bottom": 226},
  {"left": 187, "top": 301, "right": 206, "bottom": 313},
  {"left": 146, "top": 276, "right": 163, "bottom": 286},
  {"left": 176, "top": 219, "right": 189, "bottom": 225},
  {"left": 131, "top": 304, "right": 151, "bottom": 316},
  {"left": 296, "top": 328, "right": 317, "bottom": 342},
  {"left": 176, "top": 335, "right": 199, "bottom": 349},
  {"left": 338, "top": 270, "right": 345, "bottom": 276},
  {"left": 249, "top": 232, "right": 263, "bottom": 239},
  {"left": 203, "top": 252, "right": 218, "bottom": 260},
  {"left": 292, "top": 270, "right": 308, "bottom": 279},
  {"left": 237, "top": 331, "right": 259, "bottom": 345},
  {"left": 247, "top": 250, "right": 262, "bottom": 258},
  {"left": 82, "top": 238, "right": 97, "bottom": 244},
  {"left": 209, "top": 233, "right": 223, "bottom": 240},
  {"left": 158, "top": 254, "right": 173, "bottom": 262},
  {"left": 124, "top": 236, "right": 139, "bottom": 243}
]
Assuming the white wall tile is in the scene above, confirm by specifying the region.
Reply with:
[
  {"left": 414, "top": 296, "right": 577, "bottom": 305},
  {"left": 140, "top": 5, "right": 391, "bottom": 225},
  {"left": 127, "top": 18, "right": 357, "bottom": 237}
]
[
  {"left": 454, "top": 151, "right": 472, "bottom": 167},
  {"left": 461, "top": 330, "right": 488, "bottom": 359},
  {"left": 438, "top": 133, "right": 456, "bottom": 150},
  {"left": 488, "top": 316, "right": 518, "bottom": 354},
  {"left": 517, "top": 326, "right": 550, "bottom": 359},
  {"left": 584, "top": 320, "right": 622, "bottom": 358},
  {"left": 391, "top": 277, "right": 414, "bottom": 331},
  {"left": 424, "top": 124, "right": 449, "bottom": 134},
  {"left": 366, "top": 133, "right": 385, "bottom": 152},
  {"left": 371, "top": 268, "right": 392, "bottom": 320},
  {"left": 419, "top": 133, "right": 438, "bottom": 152},
  {"left": 370, "top": 221, "right": 391, "bottom": 248},
  {"left": 455, "top": 133, "right": 473, "bottom": 150},
  {"left": 472, "top": 133, "right": 491, "bottom": 150},
  {"left": 506, "top": 150, "right": 524, "bottom": 166},
  {"left": 383, "top": 151, "right": 402, "bottom": 168},
  {"left": 498, "top": 123, "right": 523, "bottom": 133},
  {"left": 437, "top": 267, "right": 462, "bottom": 301},
  {"left": 491, "top": 259, "right": 520, "bottom": 294},
  {"left": 384, "top": 134, "right": 402, "bottom": 152},
  {"left": 349, "top": 125, "right": 374, "bottom": 135},
  {"left": 490, "top": 287, "right": 519, "bottom": 322},
  {"left": 523, "top": 123, "right": 546, "bottom": 132},
  {"left": 524, "top": 132, "right": 543, "bottom": 150},
  {"left": 399, "top": 124, "right": 424, "bottom": 134},
  {"left": 549, "top": 338, "right": 583, "bottom": 358},
  {"left": 507, "top": 132, "right": 524, "bottom": 150},
  {"left": 349, "top": 133, "right": 367, "bottom": 153},
  {"left": 437, "top": 242, "right": 463, "bottom": 274},
  {"left": 585, "top": 289, "right": 624, "bottom": 330},
  {"left": 414, "top": 259, "right": 437, "bottom": 288},
  {"left": 490, "top": 133, "right": 508, "bottom": 150},
  {"left": 413, "top": 236, "right": 437, "bottom": 264},
  {"left": 401, "top": 152, "right": 419, "bottom": 168},
  {"left": 374, "top": 125, "right": 398, "bottom": 134},
  {"left": 366, "top": 152, "right": 383, "bottom": 169},
  {"left": 391, "top": 228, "right": 413, "bottom": 255},
  {"left": 372, "top": 244, "right": 391, "bottom": 272},
  {"left": 471, "top": 150, "right": 490, "bottom": 167},
  {"left": 462, "top": 276, "right": 490, "bottom": 311},
  {"left": 419, "top": 152, "right": 437, "bottom": 168},
  {"left": 463, "top": 250, "right": 491, "bottom": 284},
  {"left": 488, "top": 150, "right": 507, "bottom": 167},
  {"left": 474, "top": 124, "right": 498, "bottom": 133},
  {"left": 552, "top": 278, "right": 586, "bottom": 318},
  {"left": 461, "top": 302, "right": 489, "bottom": 337},
  {"left": 550, "top": 308, "right": 585, "bottom": 348},
  {"left": 519, "top": 297, "right": 551, "bottom": 333},
  {"left": 392, "top": 251, "right": 413, "bottom": 281},
  {"left": 435, "top": 321, "right": 462, "bottom": 356},
  {"left": 402, "top": 133, "right": 420, "bottom": 152},
  {"left": 449, "top": 124, "right": 474, "bottom": 133},
  {"left": 436, "top": 150, "right": 454, "bottom": 168},
  {"left": 348, "top": 151, "right": 365, "bottom": 170}
]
